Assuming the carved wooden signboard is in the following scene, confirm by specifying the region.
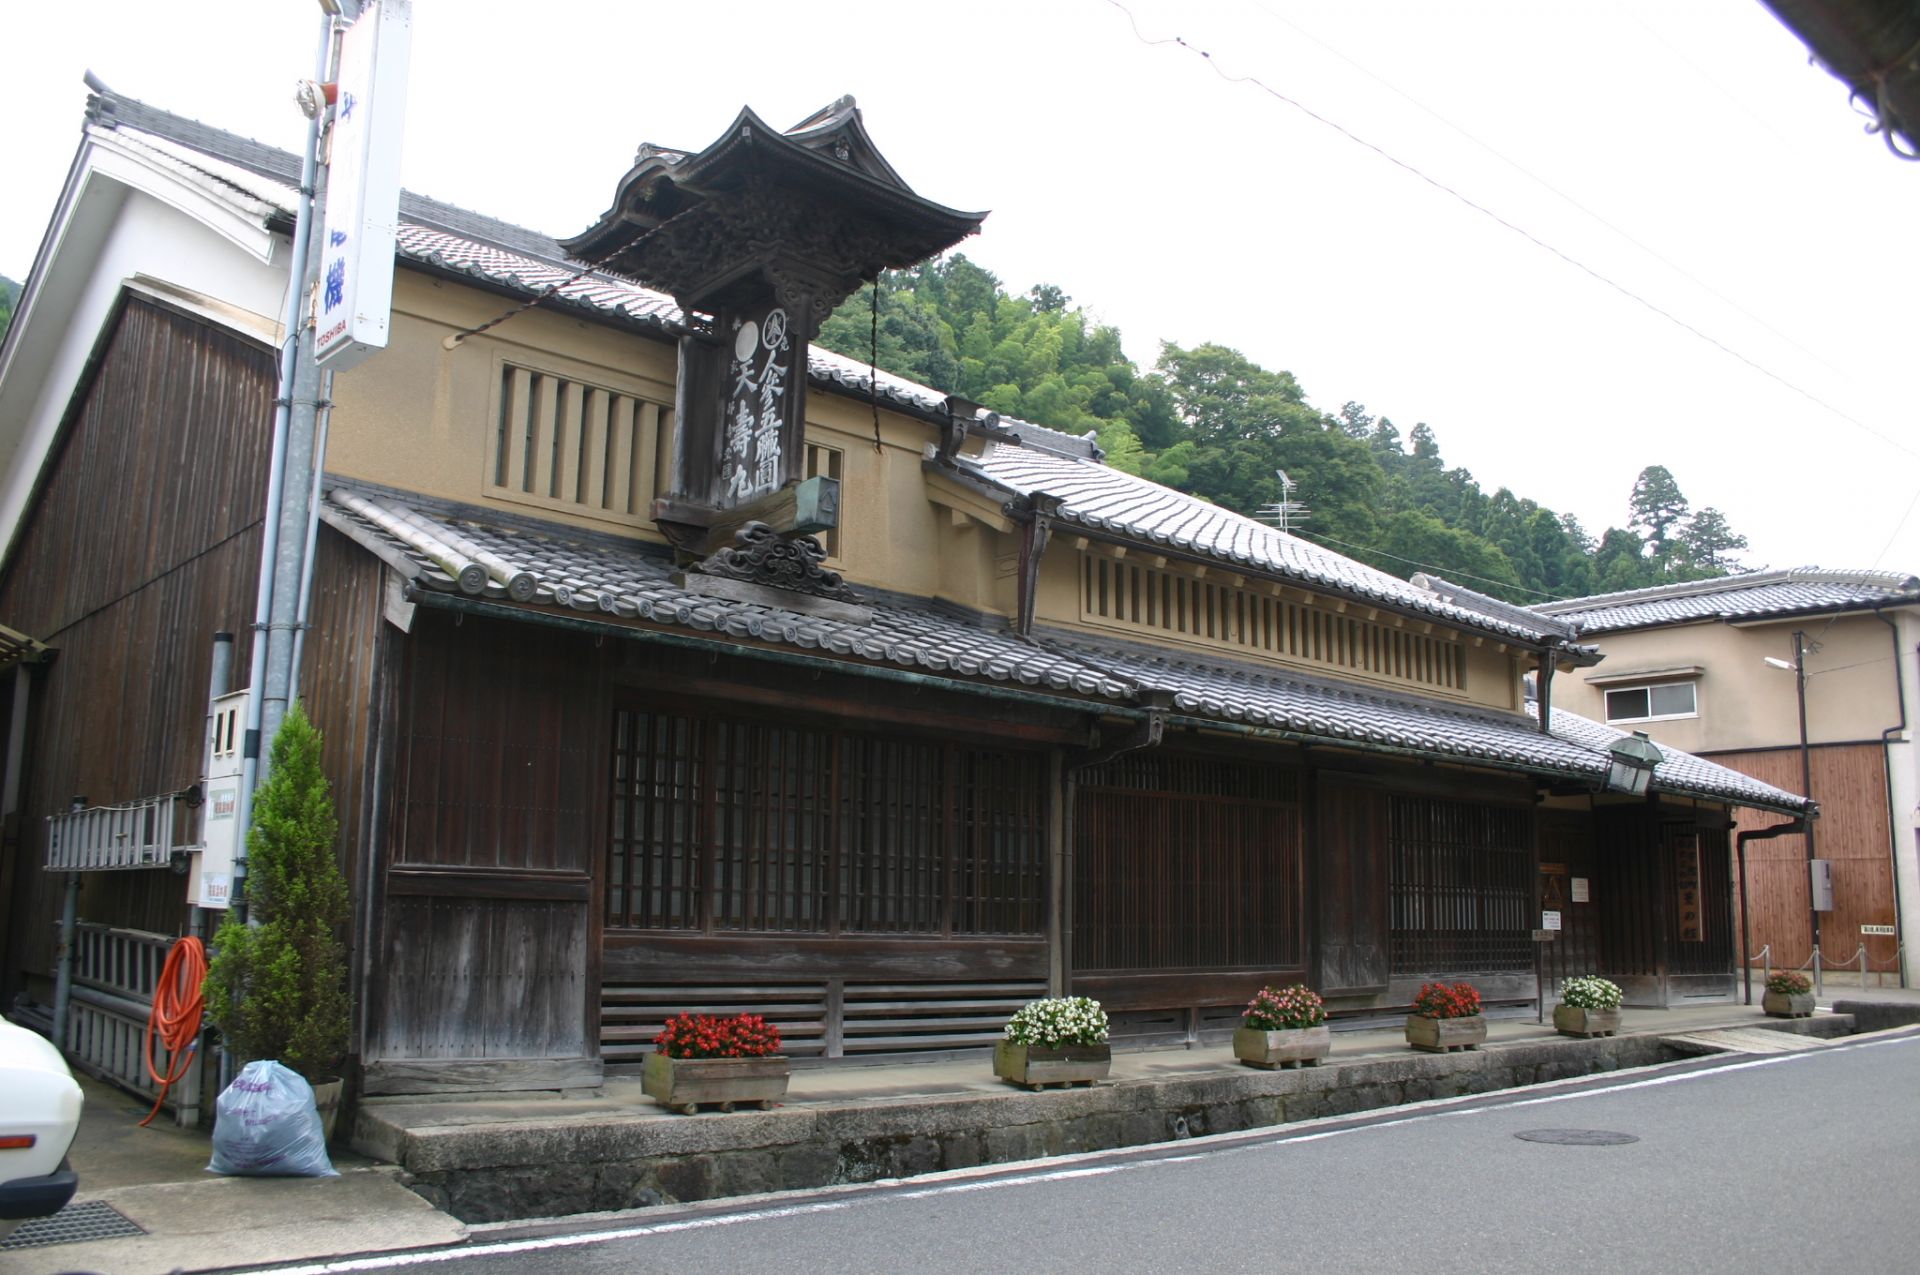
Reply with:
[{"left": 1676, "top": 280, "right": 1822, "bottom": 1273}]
[{"left": 562, "top": 98, "right": 983, "bottom": 569}]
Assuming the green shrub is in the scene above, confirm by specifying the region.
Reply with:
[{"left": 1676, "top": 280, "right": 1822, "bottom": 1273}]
[{"left": 202, "top": 704, "right": 351, "bottom": 1082}]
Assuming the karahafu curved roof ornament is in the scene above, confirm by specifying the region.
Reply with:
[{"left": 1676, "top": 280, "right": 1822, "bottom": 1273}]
[{"left": 561, "top": 97, "right": 987, "bottom": 318}]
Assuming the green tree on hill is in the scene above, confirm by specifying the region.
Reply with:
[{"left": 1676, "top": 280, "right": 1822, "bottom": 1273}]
[{"left": 816, "top": 257, "right": 1747, "bottom": 604}]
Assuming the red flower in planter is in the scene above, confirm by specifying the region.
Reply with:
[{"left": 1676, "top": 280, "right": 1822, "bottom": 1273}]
[
  {"left": 1411, "top": 981, "right": 1483, "bottom": 1019},
  {"left": 655, "top": 1012, "right": 784, "bottom": 1059}
]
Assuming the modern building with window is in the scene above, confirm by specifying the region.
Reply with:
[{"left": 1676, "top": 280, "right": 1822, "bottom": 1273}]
[{"left": 1538, "top": 569, "right": 1920, "bottom": 985}]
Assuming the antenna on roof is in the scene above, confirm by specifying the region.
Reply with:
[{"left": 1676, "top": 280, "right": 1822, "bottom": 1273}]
[{"left": 1256, "top": 469, "right": 1309, "bottom": 534}]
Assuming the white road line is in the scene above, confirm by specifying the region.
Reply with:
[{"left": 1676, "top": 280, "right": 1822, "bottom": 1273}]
[{"left": 251, "top": 1032, "right": 1918, "bottom": 1275}]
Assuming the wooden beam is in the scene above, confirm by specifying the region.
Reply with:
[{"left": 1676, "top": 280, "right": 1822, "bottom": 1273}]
[{"left": 656, "top": 476, "right": 840, "bottom": 555}]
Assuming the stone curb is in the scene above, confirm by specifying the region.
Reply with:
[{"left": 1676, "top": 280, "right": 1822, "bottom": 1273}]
[{"left": 364, "top": 1014, "right": 1851, "bottom": 1222}]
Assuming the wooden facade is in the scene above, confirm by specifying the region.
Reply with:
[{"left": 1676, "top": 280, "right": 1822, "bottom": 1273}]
[
  {"left": 1713, "top": 742, "right": 1897, "bottom": 972},
  {"left": 0, "top": 98, "right": 1801, "bottom": 1104},
  {"left": 0, "top": 296, "right": 273, "bottom": 1000}
]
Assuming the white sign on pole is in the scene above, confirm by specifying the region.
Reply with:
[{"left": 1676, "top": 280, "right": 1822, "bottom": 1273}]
[{"left": 314, "top": 0, "right": 412, "bottom": 369}]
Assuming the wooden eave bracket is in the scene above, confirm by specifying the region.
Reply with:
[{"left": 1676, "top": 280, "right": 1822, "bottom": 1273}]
[{"left": 922, "top": 461, "right": 1016, "bottom": 534}]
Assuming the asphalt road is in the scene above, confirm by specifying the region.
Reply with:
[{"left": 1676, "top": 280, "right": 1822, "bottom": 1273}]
[{"left": 268, "top": 1031, "right": 1920, "bottom": 1275}]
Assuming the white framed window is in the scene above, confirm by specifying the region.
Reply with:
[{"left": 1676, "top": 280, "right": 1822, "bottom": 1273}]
[{"left": 1604, "top": 681, "right": 1698, "bottom": 724}]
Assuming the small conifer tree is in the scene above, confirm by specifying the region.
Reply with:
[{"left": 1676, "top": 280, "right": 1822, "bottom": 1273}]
[{"left": 202, "top": 703, "right": 351, "bottom": 1082}]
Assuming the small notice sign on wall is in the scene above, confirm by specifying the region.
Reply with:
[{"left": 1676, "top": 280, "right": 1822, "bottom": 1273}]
[
  {"left": 1862, "top": 924, "right": 1896, "bottom": 936},
  {"left": 1542, "top": 910, "right": 1562, "bottom": 931},
  {"left": 1571, "top": 877, "right": 1590, "bottom": 903},
  {"left": 1675, "top": 832, "right": 1703, "bottom": 942}
]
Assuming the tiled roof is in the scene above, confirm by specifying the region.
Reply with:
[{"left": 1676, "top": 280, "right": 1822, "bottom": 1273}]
[
  {"left": 969, "top": 446, "right": 1569, "bottom": 643},
  {"left": 319, "top": 485, "right": 1808, "bottom": 814},
  {"left": 321, "top": 487, "right": 1133, "bottom": 700},
  {"left": 1537, "top": 568, "right": 1920, "bottom": 633},
  {"left": 90, "top": 92, "right": 1576, "bottom": 645}
]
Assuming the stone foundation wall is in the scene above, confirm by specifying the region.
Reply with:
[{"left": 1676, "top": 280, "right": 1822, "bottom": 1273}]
[{"left": 380, "top": 1019, "right": 1851, "bottom": 1223}]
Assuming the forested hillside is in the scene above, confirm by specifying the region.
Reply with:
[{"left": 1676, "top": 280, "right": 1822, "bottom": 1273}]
[{"left": 817, "top": 257, "right": 1747, "bottom": 603}]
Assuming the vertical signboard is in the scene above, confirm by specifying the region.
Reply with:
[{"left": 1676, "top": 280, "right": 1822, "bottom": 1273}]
[
  {"left": 314, "top": 0, "right": 412, "bottom": 369},
  {"left": 1674, "top": 832, "right": 1702, "bottom": 942}
]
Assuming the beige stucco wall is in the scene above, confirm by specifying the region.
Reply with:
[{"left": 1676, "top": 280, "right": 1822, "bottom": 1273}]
[
  {"left": 325, "top": 266, "right": 1527, "bottom": 709},
  {"left": 1556, "top": 611, "right": 1906, "bottom": 754}
]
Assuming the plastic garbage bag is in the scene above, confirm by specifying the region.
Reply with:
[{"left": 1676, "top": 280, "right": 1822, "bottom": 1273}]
[{"left": 207, "top": 1060, "right": 337, "bottom": 1177}]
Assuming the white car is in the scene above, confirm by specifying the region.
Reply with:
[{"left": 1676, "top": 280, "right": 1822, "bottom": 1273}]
[{"left": 0, "top": 1019, "right": 82, "bottom": 1240}]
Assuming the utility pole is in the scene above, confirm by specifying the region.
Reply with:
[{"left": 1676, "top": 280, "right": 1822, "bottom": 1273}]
[{"left": 1793, "top": 628, "right": 1821, "bottom": 964}]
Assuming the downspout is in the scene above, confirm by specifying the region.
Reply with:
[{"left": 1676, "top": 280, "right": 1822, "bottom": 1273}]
[
  {"left": 1013, "top": 492, "right": 1064, "bottom": 637},
  {"left": 1737, "top": 817, "right": 1812, "bottom": 1004},
  {"left": 1535, "top": 647, "right": 1555, "bottom": 734},
  {"left": 1061, "top": 689, "right": 1178, "bottom": 1005},
  {"left": 1872, "top": 608, "right": 1909, "bottom": 986}
]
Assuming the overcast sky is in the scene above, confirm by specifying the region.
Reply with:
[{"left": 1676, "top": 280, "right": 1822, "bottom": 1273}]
[{"left": 2, "top": 0, "right": 1914, "bottom": 593}]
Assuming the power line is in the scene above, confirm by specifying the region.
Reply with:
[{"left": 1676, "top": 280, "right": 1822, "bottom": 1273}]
[
  {"left": 1243, "top": 0, "right": 1848, "bottom": 381},
  {"left": 1100, "top": 1, "right": 1919, "bottom": 463}
]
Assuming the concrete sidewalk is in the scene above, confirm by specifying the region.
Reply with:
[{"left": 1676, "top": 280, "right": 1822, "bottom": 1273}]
[{"left": 11, "top": 995, "right": 1913, "bottom": 1274}]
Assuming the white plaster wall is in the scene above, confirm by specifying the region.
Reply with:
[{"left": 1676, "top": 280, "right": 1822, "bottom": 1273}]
[{"left": 0, "top": 149, "right": 290, "bottom": 565}]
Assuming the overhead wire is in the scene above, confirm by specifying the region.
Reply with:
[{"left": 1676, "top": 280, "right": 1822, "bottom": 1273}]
[
  {"left": 1100, "top": 0, "right": 1919, "bottom": 464},
  {"left": 1245, "top": 0, "right": 1849, "bottom": 380}
]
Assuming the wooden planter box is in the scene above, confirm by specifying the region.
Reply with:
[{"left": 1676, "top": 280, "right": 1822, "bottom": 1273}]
[
  {"left": 1553, "top": 1005, "right": 1621, "bottom": 1038},
  {"left": 1405, "top": 1015, "right": 1487, "bottom": 1053},
  {"left": 993, "top": 1041, "right": 1111, "bottom": 1089},
  {"left": 642, "top": 1052, "right": 789, "bottom": 1114},
  {"left": 1763, "top": 990, "right": 1815, "bottom": 1018},
  {"left": 1233, "top": 1025, "right": 1331, "bottom": 1069}
]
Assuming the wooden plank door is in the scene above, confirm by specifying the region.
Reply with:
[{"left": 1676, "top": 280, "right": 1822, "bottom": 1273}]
[{"left": 1316, "top": 779, "right": 1389, "bottom": 994}]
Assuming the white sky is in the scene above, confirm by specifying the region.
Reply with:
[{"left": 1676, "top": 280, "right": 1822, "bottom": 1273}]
[{"left": 2, "top": 0, "right": 1915, "bottom": 592}]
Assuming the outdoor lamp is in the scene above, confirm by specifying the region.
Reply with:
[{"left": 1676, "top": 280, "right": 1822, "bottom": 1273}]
[{"left": 1605, "top": 731, "right": 1663, "bottom": 796}]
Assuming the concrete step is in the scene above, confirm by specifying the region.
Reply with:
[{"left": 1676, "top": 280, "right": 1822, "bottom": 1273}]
[{"left": 1660, "top": 1026, "right": 1835, "bottom": 1056}]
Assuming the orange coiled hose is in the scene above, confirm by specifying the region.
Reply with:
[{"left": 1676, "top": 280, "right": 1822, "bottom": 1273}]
[{"left": 140, "top": 935, "right": 206, "bottom": 1128}]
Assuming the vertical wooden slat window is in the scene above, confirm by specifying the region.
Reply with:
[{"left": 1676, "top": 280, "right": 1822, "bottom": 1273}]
[
  {"left": 1388, "top": 796, "right": 1532, "bottom": 975},
  {"left": 608, "top": 709, "right": 1046, "bottom": 938},
  {"left": 841, "top": 736, "right": 944, "bottom": 933},
  {"left": 710, "top": 722, "right": 832, "bottom": 932},
  {"left": 608, "top": 709, "right": 702, "bottom": 929},
  {"left": 1073, "top": 754, "right": 1304, "bottom": 972},
  {"left": 954, "top": 747, "right": 1048, "bottom": 934},
  {"left": 491, "top": 362, "right": 671, "bottom": 525}
]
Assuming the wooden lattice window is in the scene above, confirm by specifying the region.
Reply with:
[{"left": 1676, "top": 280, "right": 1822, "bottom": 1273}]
[
  {"left": 1388, "top": 796, "right": 1533, "bottom": 975},
  {"left": 1073, "top": 753, "right": 1305, "bottom": 972},
  {"left": 1080, "top": 554, "right": 1466, "bottom": 693},
  {"left": 491, "top": 362, "right": 671, "bottom": 523},
  {"left": 608, "top": 707, "right": 1047, "bottom": 937}
]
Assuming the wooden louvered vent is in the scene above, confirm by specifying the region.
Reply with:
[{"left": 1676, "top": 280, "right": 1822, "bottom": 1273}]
[
  {"left": 1081, "top": 555, "right": 1467, "bottom": 693},
  {"left": 490, "top": 362, "right": 672, "bottom": 526}
]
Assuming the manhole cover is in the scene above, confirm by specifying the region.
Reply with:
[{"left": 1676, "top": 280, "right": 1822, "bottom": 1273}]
[
  {"left": 1514, "top": 1128, "right": 1640, "bottom": 1146},
  {"left": 0, "top": 1200, "right": 147, "bottom": 1251}
]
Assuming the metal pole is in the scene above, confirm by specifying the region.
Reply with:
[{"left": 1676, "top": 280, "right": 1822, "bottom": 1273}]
[
  {"left": 287, "top": 369, "right": 335, "bottom": 705},
  {"left": 1738, "top": 834, "right": 1752, "bottom": 1005},
  {"left": 49, "top": 871, "right": 79, "bottom": 1048},
  {"left": 233, "top": 7, "right": 337, "bottom": 920},
  {"left": 1794, "top": 629, "right": 1822, "bottom": 968}
]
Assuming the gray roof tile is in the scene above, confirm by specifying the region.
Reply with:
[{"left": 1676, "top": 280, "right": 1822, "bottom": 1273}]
[
  {"left": 321, "top": 486, "right": 1807, "bottom": 814},
  {"left": 1537, "top": 568, "right": 1920, "bottom": 633}
]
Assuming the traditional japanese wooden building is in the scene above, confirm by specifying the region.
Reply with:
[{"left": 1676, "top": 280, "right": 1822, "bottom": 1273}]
[{"left": 0, "top": 92, "right": 1812, "bottom": 1100}]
